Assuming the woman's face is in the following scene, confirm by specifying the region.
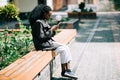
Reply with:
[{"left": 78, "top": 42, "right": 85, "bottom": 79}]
[{"left": 44, "top": 11, "right": 52, "bottom": 20}]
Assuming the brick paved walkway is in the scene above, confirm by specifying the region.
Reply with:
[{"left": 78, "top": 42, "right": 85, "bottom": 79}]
[
  {"left": 69, "top": 12, "right": 120, "bottom": 80},
  {"left": 70, "top": 42, "right": 120, "bottom": 80}
]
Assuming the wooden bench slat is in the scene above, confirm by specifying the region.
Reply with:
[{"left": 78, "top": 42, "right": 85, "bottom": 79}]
[
  {"left": 11, "top": 51, "right": 53, "bottom": 80},
  {"left": 0, "top": 51, "right": 37, "bottom": 75},
  {"left": 53, "top": 29, "right": 76, "bottom": 44},
  {"left": 0, "top": 59, "right": 24, "bottom": 75},
  {"left": 0, "top": 51, "right": 38, "bottom": 75},
  {"left": 7, "top": 51, "right": 46, "bottom": 77},
  {"left": 0, "top": 51, "right": 42, "bottom": 77}
]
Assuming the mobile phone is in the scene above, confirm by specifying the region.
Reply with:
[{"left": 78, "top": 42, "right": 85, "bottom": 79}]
[{"left": 57, "top": 22, "right": 61, "bottom": 26}]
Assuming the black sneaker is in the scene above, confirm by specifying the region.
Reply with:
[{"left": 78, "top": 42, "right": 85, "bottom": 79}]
[{"left": 62, "top": 69, "right": 78, "bottom": 79}]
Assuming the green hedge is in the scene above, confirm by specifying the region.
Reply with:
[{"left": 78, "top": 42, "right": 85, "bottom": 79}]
[
  {"left": 0, "top": 4, "right": 19, "bottom": 22},
  {"left": 0, "top": 27, "right": 33, "bottom": 70},
  {"left": 113, "top": 0, "right": 120, "bottom": 11}
]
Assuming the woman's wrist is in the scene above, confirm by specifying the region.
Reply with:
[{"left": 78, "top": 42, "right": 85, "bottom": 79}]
[{"left": 51, "top": 25, "right": 58, "bottom": 31}]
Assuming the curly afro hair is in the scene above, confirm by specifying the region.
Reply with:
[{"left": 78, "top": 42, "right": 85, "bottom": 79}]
[{"left": 29, "top": 4, "right": 52, "bottom": 25}]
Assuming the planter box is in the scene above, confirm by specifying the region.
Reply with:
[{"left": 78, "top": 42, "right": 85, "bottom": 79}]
[
  {"left": 68, "top": 12, "right": 97, "bottom": 19},
  {"left": 68, "top": 12, "right": 80, "bottom": 19},
  {"left": 80, "top": 12, "right": 97, "bottom": 19}
]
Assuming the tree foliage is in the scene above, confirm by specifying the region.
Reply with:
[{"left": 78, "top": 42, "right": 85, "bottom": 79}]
[{"left": 0, "top": 4, "right": 19, "bottom": 22}]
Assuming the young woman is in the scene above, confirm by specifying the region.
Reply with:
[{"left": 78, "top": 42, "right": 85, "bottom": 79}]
[{"left": 29, "top": 4, "right": 77, "bottom": 79}]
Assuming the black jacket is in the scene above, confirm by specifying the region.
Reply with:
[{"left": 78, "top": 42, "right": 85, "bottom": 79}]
[{"left": 31, "top": 20, "right": 55, "bottom": 50}]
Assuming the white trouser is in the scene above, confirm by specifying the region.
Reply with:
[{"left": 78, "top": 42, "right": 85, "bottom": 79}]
[{"left": 53, "top": 42, "right": 72, "bottom": 64}]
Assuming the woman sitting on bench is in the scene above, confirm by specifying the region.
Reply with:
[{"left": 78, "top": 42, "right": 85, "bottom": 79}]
[{"left": 29, "top": 4, "right": 77, "bottom": 79}]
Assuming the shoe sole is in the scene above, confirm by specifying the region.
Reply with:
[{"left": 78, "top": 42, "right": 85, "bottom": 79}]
[
  {"left": 62, "top": 75, "right": 78, "bottom": 80},
  {"left": 61, "top": 76, "right": 74, "bottom": 80}
]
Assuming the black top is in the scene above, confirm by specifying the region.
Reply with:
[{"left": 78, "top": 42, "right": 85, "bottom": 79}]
[{"left": 31, "top": 20, "right": 55, "bottom": 50}]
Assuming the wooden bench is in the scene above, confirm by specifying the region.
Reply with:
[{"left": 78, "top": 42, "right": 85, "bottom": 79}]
[{"left": 0, "top": 29, "right": 76, "bottom": 80}]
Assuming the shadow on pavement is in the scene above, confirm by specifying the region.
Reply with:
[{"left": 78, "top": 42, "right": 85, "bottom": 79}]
[{"left": 51, "top": 77, "right": 72, "bottom": 80}]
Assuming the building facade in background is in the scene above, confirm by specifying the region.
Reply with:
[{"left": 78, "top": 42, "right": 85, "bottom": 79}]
[
  {"left": 14, "top": 0, "right": 68, "bottom": 12},
  {"left": 78, "top": 0, "right": 114, "bottom": 11},
  {"left": 0, "top": 0, "right": 8, "bottom": 7},
  {"left": 0, "top": 0, "right": 114, "bottom": 12}
]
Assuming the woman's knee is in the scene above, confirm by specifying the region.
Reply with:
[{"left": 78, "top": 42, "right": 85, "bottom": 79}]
[{"left": 55, "top": 45, "right": 67, "bottom": 53}]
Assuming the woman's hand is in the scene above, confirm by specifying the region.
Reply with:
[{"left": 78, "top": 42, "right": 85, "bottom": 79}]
[{"left": 51, "top": 25, "right": 59, "bottom": 31}]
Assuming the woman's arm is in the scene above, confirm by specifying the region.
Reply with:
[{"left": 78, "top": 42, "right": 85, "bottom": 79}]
[{"left": 35, "top": 22, "right": 55, "bottom": 41}]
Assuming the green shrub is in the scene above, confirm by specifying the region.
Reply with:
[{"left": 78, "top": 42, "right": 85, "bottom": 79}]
[
  {"left": 0, "top": 28, "right": 33, "bottom": 70},
  {"left": 114, "top": 0, "right": 120, "bottom": 11},
  {"left": 0, "top": 4, "right": 33, "bottom": 70},
  {"left": 89, "top": 8, "right": 93, "bottom": 12},
  {"left": 78, "top": 2, "right": 93, "bottom": 12},
  {"left": 0, "top": 4, "right": 19, "bottom": 22},
  {"left": 79, "top": 2, "right": 85, "bottom": 12},
  {"left": 0, "top": 18, "right": 33, "bottom": 70}
]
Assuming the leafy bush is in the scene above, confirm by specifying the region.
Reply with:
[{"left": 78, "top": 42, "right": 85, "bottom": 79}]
[
  {"left": 78, "top": 2, "right": 93, "bottom": 12},
  {"left": 0, "top": 4, "right": 19, "bottom": 22},
  {"left": 0, "top": 19, "right": 33, "bottom": 70},
  {"left": 114, "top": 0, "right": 120, "bottom": 11},
  {"left": 0, "top": 4, "right": 33, "bottom": 70},
  {"left": 79, "top": 2, "right": 85, "bottom": 12}
]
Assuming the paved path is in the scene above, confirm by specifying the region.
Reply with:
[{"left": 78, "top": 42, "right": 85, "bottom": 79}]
[
  {"left": 69, "top": 12, "right": 120, "bottom": 80},
  {"left": 70, "top": 42, "right": 120, "bottom": 80}
]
